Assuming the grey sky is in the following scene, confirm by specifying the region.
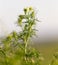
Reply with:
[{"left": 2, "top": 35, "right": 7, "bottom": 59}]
[{"left": 0, "top": 0, "right": 58, "bottom": 41}]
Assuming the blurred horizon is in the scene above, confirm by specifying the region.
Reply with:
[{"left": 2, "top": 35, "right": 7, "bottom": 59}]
[{"left": 0, "top": 0, "right": 58, "bottom": 43}]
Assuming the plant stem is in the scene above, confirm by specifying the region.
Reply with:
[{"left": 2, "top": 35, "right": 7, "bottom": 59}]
[{"left": 24, "top": 40, "right": 27, "bottom": 54}]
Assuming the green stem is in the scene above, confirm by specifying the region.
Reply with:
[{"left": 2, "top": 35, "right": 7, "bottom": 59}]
[{"left": 24, "top": 40, "right": 27, "bottom": 54}]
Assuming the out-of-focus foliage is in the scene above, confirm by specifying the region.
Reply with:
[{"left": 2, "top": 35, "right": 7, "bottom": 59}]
[
  {"left": 0, "top": 7, "right": 43, "bottom": 65},
  {"left": 50, "top": 52, "right": 58, "bottom": 65}
]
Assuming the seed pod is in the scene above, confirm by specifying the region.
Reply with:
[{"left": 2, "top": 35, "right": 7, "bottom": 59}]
[
  {"left": 29, "top": 7, "right": 33, "bottom": 11},
  {"left": 24, "top": 8, "right": 27, "bottom": 14}
]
